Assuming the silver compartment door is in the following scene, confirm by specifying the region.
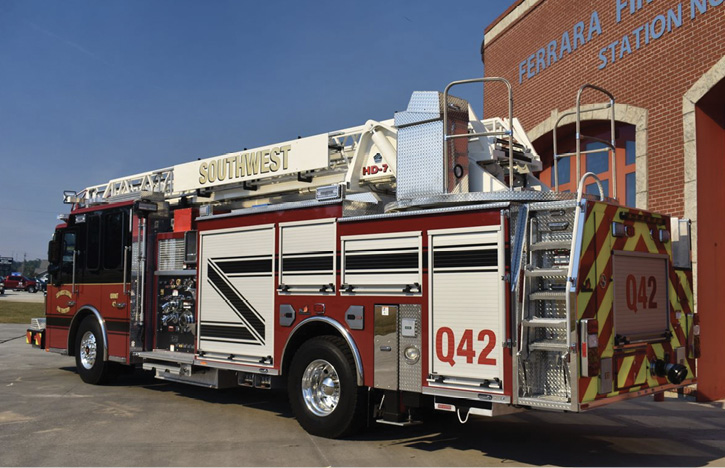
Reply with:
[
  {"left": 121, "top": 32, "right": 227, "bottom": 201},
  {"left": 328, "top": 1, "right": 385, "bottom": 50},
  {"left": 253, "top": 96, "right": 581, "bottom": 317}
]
[
  {"left": 374, "top": 304, "right": 399, "bottom": 390},
  {"left": 197, "top": 224, "right": 275, "bottom": 360}
]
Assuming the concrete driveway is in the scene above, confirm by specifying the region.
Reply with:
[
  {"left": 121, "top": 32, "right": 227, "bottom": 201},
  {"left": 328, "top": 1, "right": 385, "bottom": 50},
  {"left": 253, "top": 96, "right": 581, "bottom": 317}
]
[{"left": 1, "top": 323, "right": 724, "bottom": 467}]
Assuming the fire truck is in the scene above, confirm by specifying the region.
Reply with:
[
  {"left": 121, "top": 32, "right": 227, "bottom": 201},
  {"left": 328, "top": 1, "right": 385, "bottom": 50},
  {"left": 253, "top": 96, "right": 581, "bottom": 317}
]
[{"left": 27, "top": 79, "right": 698, "bottom": 439}]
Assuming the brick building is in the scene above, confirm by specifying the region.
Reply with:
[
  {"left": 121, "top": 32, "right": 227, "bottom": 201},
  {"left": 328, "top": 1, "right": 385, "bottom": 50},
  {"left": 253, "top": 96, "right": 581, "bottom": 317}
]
[{"left": 482, "top": 0, "right": 725, "bottom": 401}]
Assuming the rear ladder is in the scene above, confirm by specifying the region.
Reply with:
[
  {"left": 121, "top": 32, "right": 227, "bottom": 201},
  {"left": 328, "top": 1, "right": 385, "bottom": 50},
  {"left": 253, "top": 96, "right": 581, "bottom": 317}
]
[{"left": 516, "top": 200, "right": 578, "bottom": 410}]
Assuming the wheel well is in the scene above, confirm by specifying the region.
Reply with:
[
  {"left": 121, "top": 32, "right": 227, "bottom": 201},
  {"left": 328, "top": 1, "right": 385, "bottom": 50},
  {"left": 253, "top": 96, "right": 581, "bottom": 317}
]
[
  {"left": 281, "top": 321, "right": 358, "bottom": 380},
  {"left": 67, "top": 309, "right": 101, "bottom": 357}
]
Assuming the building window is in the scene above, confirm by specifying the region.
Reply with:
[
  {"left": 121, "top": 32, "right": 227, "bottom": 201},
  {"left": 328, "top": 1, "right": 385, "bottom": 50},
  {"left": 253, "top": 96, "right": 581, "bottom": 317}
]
[{"left": 542, "top": 123, "right": 637, "bottom": 205}]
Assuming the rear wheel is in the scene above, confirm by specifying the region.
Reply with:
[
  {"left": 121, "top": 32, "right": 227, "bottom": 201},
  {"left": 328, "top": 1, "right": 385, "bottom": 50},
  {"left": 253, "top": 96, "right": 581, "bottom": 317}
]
[
  {"left": 75, "top": 317, "right": 110, "bottom": 384},
  {"left": 288, "top": 336, "right": 366, "bottom": 438}
]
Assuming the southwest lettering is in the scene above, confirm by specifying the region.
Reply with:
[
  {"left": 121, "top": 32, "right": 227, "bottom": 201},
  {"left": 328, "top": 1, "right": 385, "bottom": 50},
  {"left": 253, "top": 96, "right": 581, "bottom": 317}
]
[
  {"left": 198, "top": 162, "right": 208, "bottom": 184},
  {"left": 260, "top": 150, "right": 270, "bottom": 174},
  {"left": 280, "top": 145, "right": 291, "bottom": 170},
  {"left": 246, "top": 151, "right": 260, "bottom": 175},
  {"left": 269, "top": 147, "right": 280, "bottom": 171},
  {"left": 195, "top": 143, "right": 294, "bottom": 186}
]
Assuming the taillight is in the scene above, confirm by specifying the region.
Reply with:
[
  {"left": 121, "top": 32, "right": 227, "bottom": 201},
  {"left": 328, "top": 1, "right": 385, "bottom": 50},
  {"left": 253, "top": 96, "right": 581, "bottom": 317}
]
[
  {"left": 691, "top": 313, "right": 701, "bottom": 359},
  {"left": 580, "top": 318, "right": 600, "bottom": 376}
]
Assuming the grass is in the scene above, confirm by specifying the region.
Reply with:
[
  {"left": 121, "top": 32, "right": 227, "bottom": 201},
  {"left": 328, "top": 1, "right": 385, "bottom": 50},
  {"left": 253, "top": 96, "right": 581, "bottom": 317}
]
[{"left": 0, "top": 302, "right": 45, "bottom": 324}]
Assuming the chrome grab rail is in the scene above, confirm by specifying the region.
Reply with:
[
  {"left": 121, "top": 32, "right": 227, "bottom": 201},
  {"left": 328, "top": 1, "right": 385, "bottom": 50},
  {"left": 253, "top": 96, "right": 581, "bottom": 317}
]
[
  {"left": 122, "top": 245, "right": 130, "bottom": 296},
  {"left": 442, "top": 77, "right": 514, "bottom": 190},
  {"left": 576, "top": 172, "right": 606, "bottom": 202},
  {"left": 553, "top": 84, "right": 617, "bottom": 199},
  {"left": 71, "top": 250, "right": 77, "bottom": 295}
]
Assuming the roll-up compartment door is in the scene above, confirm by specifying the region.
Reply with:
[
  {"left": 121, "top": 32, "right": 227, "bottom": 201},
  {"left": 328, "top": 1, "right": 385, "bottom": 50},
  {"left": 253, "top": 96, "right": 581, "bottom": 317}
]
[
  {"left": 428, "top": 225, "right": 505, "bottom": 389},
  {"left": 198, "top": 224, "right": 275, "bottom": 362}
]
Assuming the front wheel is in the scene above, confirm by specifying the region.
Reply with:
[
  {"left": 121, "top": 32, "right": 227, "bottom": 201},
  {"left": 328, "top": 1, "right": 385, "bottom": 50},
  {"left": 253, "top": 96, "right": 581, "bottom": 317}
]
[
  {"left": 288, "top": 336, "right": 366, "bottom": 438},
  {"left": 75, "top": 317, "right": 110, "bottom": 384},
  {"left": 27, "top": 286, "right": 36, "bottom": 293}
]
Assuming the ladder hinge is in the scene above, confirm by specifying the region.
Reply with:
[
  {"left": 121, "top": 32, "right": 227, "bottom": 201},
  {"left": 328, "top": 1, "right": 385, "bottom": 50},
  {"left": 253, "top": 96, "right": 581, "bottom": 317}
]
[
  {"left": 503, "top": 339, "right": 513, "bottom": 349},
  {"left": 297, "top": 172, "right": 313, "bottom": 183}
]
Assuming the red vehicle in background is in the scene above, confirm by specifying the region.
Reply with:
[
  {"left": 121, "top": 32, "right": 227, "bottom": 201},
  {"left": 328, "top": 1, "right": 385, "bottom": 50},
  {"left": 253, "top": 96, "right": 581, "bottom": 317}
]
[{"left": 5, "top": 274, "right": 38, "bottom": 293}]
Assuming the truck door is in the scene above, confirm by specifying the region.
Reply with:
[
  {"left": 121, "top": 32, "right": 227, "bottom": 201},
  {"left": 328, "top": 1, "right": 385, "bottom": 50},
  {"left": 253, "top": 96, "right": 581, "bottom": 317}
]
[
  {"left": 98, "top": 209, "right": 132, "bottom": 361},
  {"left": 46, "top": 229, "right": 80, "bottom": 350}
]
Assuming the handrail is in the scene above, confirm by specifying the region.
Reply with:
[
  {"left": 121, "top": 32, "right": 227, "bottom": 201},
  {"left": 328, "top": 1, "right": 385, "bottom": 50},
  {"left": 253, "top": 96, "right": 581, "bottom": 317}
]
[
  {"left": 552, "top": 84, "right": 617, "bottom": 199},
  {"left": 122, "top": 245, "right": 130, "bottom": 295},
  {"left": 71, "top": 250, "right": 77, "bottom": 294},
  {"left": 443, "top": 77, "right": 514, "bottom": 190},
  {"left": 576, "top": 172, "right": 606, "bottom": 202}
]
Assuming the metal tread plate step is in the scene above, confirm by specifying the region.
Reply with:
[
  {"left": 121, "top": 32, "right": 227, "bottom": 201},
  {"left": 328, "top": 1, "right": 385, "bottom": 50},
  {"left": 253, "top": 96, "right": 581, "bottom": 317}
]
[
  {"left": 136, "top": 350, "right": 196, "bottom": 364},
  {"left": 529, "top": 290, "right": 566, "bottom": 300},
  {"left": 530, "top": 240, "right": 572, "bottom": 251},
  {"left": 517, "top": 396, "right": 572, "bottom": 410},
  {"left": 525, "top": 267, "right": 568, "bottom": 278},
  {"left": 528, "top": 341, "right": 568, "bottom": 351},
  {"left": 522, "top": 317, "right": 567, "bottom": 328},
  {"left": 528, "top": 200, "right": 579, "bottom": 211}
]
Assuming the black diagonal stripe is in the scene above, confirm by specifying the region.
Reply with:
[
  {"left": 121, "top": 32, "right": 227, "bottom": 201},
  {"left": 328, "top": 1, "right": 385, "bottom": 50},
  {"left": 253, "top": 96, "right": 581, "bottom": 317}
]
[
  {"left": 216, "top": 258, "right": 272, "bottom": 274},
  {"left": 434, "top": 249, "right": 497, "bottom": 268},
  {"left": 200, "top": 324, "right": 254, "bottom": 341},
  {"left": 283, "top": 255, "right": 333, "bottom": 272},
  {"left": 207, "top": 262, "right": 265, "bottom": 341},
  {"left": 345, "top": 252, "right": 419, "bottom": 270},
  {"left": 206, "top": 272, "right": 263, "bottom": 344}
]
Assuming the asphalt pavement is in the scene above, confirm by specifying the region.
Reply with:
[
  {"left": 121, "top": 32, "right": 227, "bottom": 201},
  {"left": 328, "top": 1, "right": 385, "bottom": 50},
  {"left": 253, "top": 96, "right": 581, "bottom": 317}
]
[
  {"left": 1, "top": 323, "right": 724, "bottom": 467},
  {"left": 0, "top": 289, "right": 46, "bottom": 303}
]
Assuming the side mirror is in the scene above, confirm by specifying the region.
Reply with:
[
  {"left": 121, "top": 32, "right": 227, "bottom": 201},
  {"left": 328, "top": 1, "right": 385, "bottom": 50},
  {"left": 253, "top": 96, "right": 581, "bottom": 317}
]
[{"left": 48, "top": 240, "right": 59, "bottom": 264}]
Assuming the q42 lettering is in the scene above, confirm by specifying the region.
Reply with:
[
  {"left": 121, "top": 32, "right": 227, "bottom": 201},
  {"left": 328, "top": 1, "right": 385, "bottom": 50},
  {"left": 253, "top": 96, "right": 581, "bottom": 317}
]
[{"left": 436, "top": 327, "right": 496, "bottom": 367}]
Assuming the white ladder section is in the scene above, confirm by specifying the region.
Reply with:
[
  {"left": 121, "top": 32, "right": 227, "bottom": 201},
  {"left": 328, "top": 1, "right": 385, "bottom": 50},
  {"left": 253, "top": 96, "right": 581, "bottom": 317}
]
[{"left": 69, "top": 120, "right": 399, "bottom": 206}]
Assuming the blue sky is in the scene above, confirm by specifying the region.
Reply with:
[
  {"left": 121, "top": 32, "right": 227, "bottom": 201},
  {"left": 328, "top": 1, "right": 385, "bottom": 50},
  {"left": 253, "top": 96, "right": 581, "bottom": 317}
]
[{"left": 0, "top": 0, "right": 511, "bottom": 261}]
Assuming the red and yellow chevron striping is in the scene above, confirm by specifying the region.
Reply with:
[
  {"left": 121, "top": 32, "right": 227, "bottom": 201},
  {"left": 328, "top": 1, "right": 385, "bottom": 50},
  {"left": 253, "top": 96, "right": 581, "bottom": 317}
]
[{"left": 577, "top": 201, "right": 696, "bottom": 405}]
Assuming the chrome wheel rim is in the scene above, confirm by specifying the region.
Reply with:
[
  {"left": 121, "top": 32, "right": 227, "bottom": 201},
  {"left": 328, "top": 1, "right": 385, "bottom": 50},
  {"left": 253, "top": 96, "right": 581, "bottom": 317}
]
[
  {"left": 301, "top": 359, "right": 340, "bottom": 417},
  {"left": 80, "top": 331, "right": 97, "bottom": 369}
]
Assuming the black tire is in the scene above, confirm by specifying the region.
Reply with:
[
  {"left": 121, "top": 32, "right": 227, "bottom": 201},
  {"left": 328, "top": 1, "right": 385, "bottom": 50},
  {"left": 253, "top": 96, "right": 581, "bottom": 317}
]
[
  {"left": 287, "top": 336, "right": 366, "bottom": 438},
  {"left": 75, "top": 317, "right": 110, "bottom": 384},
  {"left": 27, "top": 286, "right": 36, "bottom": 293}
]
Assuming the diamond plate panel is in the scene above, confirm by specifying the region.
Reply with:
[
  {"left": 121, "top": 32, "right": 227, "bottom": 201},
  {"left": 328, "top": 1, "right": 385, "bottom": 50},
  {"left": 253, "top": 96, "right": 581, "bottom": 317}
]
[
  {"left": 397, "top": 120, "right": 445, "bottom": 200},
  {"left": 398, "top": 304, "right": 422, "bottom": 393},
  {"left": 400, "top": 91, "right": 469, "bottom": 118},
  {"left": 388, "top": 190, "right": 576, "bottom": 211},
  {"left": 342, "top": 200, "right": 385, "bottom": 217},
  {"left": 520, "top": 352, "right": 570, "bottom": 399}
]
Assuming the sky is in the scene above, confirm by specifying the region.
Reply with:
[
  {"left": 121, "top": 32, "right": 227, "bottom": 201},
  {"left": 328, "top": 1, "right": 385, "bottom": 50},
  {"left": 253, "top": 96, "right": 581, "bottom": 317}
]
[{"left": 0, "top": 0, "right": 512, "bottom": 261}]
